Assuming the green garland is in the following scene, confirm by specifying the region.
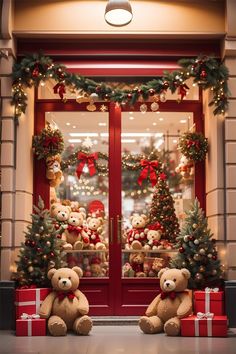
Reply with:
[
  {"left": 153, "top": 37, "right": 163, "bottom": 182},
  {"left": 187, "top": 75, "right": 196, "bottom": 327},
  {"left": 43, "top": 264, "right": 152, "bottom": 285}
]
[
  {"left": 12, "top": 53, "right": 229, "bottom": 117},
  {"left": 178, "top": 132, "right": 208, "bottom": 162},
  {"left": 32, "top": 125, "right": 64, "bottom": 160}
]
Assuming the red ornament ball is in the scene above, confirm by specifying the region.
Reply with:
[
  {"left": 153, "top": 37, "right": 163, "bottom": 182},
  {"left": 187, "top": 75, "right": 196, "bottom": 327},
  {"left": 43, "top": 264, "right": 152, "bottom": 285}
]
[
  {"left": 212, "top": 255, "right": 217, "bottom": 260},
  {"left": 189, "top": 235, "right": 195, "bottom": 241},
  {"left": 138, "top": 89, "right": 143, "bottom": 95},
  {"left": 200, "top": 70, "right": 207, "bottom": 78},
  {"left": 127, "top": 93, "right": 133, "bottom": 99},
  {"left": 30, "top": 241, "right": 36, "bottom": 248},
  {"left": 179, "top": 247, "right": 185, "bottom": 253},
  {"left": 25, "top": 240, "right": 31, "bottom": 247},
  {"left": 50, "top": 252, "right": 55, "bottom": 257},
  {"left": 149, "top": 88, "right": 155, "bottom": 96}
]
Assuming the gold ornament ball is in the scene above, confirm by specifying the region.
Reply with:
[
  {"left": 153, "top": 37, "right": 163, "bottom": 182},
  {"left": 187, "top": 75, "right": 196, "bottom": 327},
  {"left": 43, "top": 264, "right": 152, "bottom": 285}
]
[
  {"left": 46, "top": 241, "right": 51, "bottom": 247},
  {"left": 28, "top": 266, "right": 34, "bottom": 273},
  {"left": 182, "top": 261, "right": 187, "bottom": 267},
  {"left": 208, "top": 253, "right": 213, "bottom": 258},
  {"left": 212, "top": 269, "right": 217, "bottom": 275},
  {"left": 199, "top": 265, "right": 206, "bottom": 273},
  {"left": 194, "top": 239, "right": 200, "bottom": 245},
  {"left": 35, "top": 233, "right": 40, "bottom": 239},
  {"left": 42, "top": 255, "right": 47, "bottom": 260},
  {"left": 192, "top": 223, "right": 198, "bottom": 229},
  {"left": 199, "top": 248, "right": 205, "bottom": 255},
  {"left": 193, "top": 254, "right": 200, "bottom": 261}
]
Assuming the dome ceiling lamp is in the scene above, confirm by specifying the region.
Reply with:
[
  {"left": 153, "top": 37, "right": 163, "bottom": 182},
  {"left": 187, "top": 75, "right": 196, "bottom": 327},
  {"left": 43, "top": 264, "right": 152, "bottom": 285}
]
[{"left": 104, "top": 0, "right": 133, "bottom": 27}]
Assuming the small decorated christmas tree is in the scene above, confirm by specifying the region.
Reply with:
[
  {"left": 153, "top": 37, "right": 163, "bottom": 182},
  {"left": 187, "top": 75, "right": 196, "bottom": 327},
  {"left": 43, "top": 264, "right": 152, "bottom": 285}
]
[
  {"left": 149, "top": 172, "right": 180, "bottom": 243},
  {"left": 170, "top": 198, "right": 223, "bottom": 289},
  {"left": 15, "top": 197, "right": 66, "bottom": 287}
]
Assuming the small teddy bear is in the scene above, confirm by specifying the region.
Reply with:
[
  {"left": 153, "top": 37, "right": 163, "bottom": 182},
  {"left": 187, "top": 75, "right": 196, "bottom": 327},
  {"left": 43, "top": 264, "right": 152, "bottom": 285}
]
[
  {"left": 175, "top": 155, "right": 194, "bottom": 181},
  {"left": 50, "top": 202, "right": 71, "bottom": 231},
  {"left": 129, "top": 252, "right": 146, "bottom": 277},
  {"left": 125, "top": 213, "right": 149, "bottom": 250},
  {"left": 139, "top": 267, "right": 192, "bottom": 336},
  {"left": 148, "top": 258, "right": 165, "bottom": 277},
  {"left": 90, "top": 257, "right": 106, "bottom": 277},
  {"left": 62, "top": 210, "right": 89, "bottom": 250},
  {"left": 122, "top": 262, "right": 135, "bottom": 277},
  {"left": 86, "top": 216, "right": 106, "bottom": 250},
  {"left": 39, "top": 267, "right": 93, "bottom": 336},
  {"left": 46, "top": 155, "right": 63, "bottom": 188}
]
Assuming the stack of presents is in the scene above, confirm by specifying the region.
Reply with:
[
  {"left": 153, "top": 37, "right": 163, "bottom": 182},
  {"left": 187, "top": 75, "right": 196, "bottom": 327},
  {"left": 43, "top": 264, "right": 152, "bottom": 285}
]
[{"left": 181, "top": 287, "right": 228, "bottom": 337}]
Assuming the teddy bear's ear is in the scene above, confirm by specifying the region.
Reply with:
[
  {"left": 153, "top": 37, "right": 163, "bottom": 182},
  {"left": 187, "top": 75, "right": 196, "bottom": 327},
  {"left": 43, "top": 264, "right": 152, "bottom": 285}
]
[
  {"left": 98, "top": 217, "right": 104, "bottom": 224},
  {"left": 141, "top": 214, "right": 147, "bottom": 220},
  {"left": 72, "top": 266, "right": 83, "bottom": 278},
  {"left": 66, "top": 206, "right": 71, "bottom": 213},
  {"left": 181, "top": 268, "right": 191, "bottom": 279},
  {"left": 87, "top": 217, "right": 91, "bottom": 223},
  {"left": 47, "top": 268, "right": 57, "bottom": 279},
  {"left": 158, "top": 267, "right": 169, "bottom": 279}
]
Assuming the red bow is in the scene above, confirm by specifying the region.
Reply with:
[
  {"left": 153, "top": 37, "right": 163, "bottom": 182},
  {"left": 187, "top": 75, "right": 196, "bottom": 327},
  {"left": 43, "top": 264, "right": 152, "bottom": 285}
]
[
  {"left": 178, "top": 84, "right": 189, "bottom": 100},
  {"left": 76, "top": 152, "right": 98, "bottom": 179},
  {"left": 57, "top": 291, "right": 75, "bottom": 301},
  {"left": 67, "top": 225, "right": 82, "bottom": 234},
  {"left": 53, "top": 83, "right": 66, "bottom": 100},
  {"left": 160, "top": 291, "right": 176, "bottom": 300},
  {"left": 187, "top": 140, "right": 200, "bottom": 150},
  {"left": 18, "top": 284, "right": 37, "bottom": 289},
  {"left": 138, "top": 159, "right": 159, "bottom": 187},
  {"left": 43, "top": 136, "right": 59, "bottom": 148}
]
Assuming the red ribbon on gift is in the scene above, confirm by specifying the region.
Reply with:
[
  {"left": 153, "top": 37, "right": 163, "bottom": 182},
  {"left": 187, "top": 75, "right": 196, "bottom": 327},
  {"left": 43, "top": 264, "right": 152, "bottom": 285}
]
[
  {"left": 178, "top": 84, "right": 190, "bottom": 100},
  {"left": 53, "top": 83, "right": 66, "bottom": 99},
  {"left": 76, "top": 152, "right": 98, "bottom": 179},
  {"left": 138, "top": 159, "right": 159, "bottom": 187},
  {"left": 43, "top": 136, "right": 59, "bottom": 148},
  {"left": 18, "top": 285, "right": 37, "bottom": 289}
]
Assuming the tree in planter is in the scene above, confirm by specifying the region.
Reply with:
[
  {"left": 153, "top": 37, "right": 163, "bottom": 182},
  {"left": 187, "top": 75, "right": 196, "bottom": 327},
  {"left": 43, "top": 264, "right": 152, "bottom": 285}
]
[
  {"left": 170, "top": 198, "right": 223, "bottom": 289},
  {"left": 15, "top": 197, "right": 66, "bottom": 287},
  {"left": 149, "top": 172, "right": 180, "bottom": 243}
]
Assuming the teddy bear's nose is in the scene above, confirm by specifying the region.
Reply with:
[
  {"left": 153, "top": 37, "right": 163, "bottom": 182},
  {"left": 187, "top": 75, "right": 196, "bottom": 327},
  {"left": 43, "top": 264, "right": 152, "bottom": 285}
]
[
  {"left": 72, "top": 220, "right": 75, "bottom": 223},
  {"left": 61, "top": 213, "right": 65, "bottom": 217},
  {"left": 62, "top": 280, "right": 67, "bottom": 285},
  {"left": 165, "top": 282, "right": 170, "bottom": 287}
]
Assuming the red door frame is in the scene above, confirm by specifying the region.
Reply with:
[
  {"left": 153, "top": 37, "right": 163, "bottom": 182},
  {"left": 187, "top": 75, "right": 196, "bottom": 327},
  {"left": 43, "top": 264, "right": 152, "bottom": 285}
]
[{"left": 34, "top": 98, "right": 204, "bottom": 315}]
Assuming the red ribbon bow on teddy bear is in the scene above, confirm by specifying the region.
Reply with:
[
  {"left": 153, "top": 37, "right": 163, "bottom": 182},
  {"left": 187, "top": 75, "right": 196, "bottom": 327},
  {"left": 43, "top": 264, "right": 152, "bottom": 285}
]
[
  {"left": 57, "top": 291, "right": 76, "bottom": 301},
  {"left": 160, "top": 291, "right": 177, "bottom": 300},
  {"left": 67, "top": 225, "right": 82, "bottom": 234}
]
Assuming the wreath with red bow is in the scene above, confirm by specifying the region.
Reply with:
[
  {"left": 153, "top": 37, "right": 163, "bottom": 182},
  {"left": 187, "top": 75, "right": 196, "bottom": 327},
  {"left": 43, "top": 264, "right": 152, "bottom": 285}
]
[
  {"left": 178, "top": 131, "right": 208, "bottom": 162},
  {"left": 32, "top": 125, "right": 64, "bottom": 160}
]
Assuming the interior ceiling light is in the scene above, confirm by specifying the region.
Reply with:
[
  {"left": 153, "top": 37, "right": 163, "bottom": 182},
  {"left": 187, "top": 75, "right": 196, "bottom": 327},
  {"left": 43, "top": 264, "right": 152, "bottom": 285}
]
[{"left": 105, "top": 0, "right": 133, "bottom": 27}]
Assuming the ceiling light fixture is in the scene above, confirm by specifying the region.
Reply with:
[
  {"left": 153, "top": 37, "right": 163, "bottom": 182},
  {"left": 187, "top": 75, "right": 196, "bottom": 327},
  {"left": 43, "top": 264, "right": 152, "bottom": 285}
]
[{"left": 105, "top": 0, "right": 133, "bottom": 27}]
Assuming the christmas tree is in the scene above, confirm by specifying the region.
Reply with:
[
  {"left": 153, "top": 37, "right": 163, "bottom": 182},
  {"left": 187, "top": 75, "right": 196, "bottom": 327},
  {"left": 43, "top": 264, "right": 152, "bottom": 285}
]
[
  {"left": 149, "top": 172, "right": 180, "bottom": 243},
  {"left": 170, "top": 198, "right": 223, "bottom": 289},
  {"left": 15, "top": 197, "right": 66, "bottom": 287}
]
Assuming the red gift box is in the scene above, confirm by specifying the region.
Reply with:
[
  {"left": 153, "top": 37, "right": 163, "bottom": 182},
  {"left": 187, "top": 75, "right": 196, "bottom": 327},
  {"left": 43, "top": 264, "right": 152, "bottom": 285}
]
[
  {"left": 194, "top": 288, "right": 224, "bottom": 315},
  {"left": 16, "top": 316, "right": 46, "bottom": 336},
  {"left": 181, "top": 314, "right": 228, "bottom": 337},
  {"left": 15, "top": 288, "right": 51, "bottom": 318}
]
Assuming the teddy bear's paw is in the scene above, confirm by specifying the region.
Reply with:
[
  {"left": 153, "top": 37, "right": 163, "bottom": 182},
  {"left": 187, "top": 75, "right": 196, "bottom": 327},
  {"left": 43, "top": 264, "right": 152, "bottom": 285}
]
[
  {"left": 48, "top": 320, "right": 67, "bottom": 336},
  {"left": 164, "top": 321, "right": 180, "bottom": 336},
  {"left": 139, "top": 317, "right": 154, "bottom": 334},
  {"left": 74, "top": 241, "right": 83, "bottom": 250},
  {"left": 131, "top": 241, "right": 142, "bottom": 250},
  {"left": 63, "top": 243, "right": 73, "bottom": 251},
  {"left": 75, "top": 315, "right": 93, "bottom": 335}
]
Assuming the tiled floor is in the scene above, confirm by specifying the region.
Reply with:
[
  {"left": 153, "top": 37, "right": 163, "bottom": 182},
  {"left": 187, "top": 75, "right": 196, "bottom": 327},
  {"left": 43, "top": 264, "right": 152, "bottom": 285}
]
[{"left": 1, "top": 326, "right": 236, "bottom": 354}]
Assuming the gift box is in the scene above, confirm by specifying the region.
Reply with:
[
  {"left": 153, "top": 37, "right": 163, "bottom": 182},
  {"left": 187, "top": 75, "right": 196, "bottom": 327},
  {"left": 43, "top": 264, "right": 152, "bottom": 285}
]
[
  {"left": 194, "top": 287, "right": 224, "bottom": 315},
  {"left": 16, "top": 314, "right": 46, "bottom": 336},
  {"left": 181, "top": 314, "right": 228, "bottom": 337},
  {"left": 15, "top": 287, "right": 51, "bottom": 318}
]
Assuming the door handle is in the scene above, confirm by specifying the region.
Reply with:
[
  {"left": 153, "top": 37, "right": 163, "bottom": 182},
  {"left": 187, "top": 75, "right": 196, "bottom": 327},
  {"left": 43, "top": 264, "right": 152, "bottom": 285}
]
[
  {"left": 116, "top": 215, "right": 122, "bottom": 244},
  {"left": 109, "top": 217, "right": 114, "bottom": 244}
]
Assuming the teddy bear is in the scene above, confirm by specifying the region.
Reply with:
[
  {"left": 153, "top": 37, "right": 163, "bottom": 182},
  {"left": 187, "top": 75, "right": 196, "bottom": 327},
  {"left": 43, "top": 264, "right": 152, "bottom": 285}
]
[
  {"left": 90, "top": 257, "right": 106, "bottom": 277},
  {"left": 144, "top": 223, "right": 161, "bottom": 250},
  {"left": 175, "top": 155, "right": 194, "bottom": 181},
  {"left": 139, "top": 267, "right": 192, "bottom": 336},
  {"left": 129, "top": 252, "right": 146, "bottom": 277},
  {"left": 50, "top": 203, "right": 71, "bottom": 239},
  {"left": 125, "top": 213, "right": 149, "bottom": 250},
  {"left": 62, "top": 210, "right": 89, "bottom": 250},
  {"left": 122, "top": 262, "right": 135, "bottom": 277},
  {"left": 86, "top": 216, "right": 106, "bottom": 250},
  {"left": 39, "top": 267, "right": 93, "bottom": 336},
  {"left": 46, "top": 155, "right": 63, "bottom": 188}
]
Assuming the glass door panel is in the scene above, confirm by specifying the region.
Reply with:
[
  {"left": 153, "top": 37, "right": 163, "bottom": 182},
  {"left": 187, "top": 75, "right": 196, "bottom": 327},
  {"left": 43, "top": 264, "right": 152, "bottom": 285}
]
[
  {"left": 47, "top": 111, "right": 109, "bottom": 279},
  {"left": 121, "top": 111, "right": 194, "bottom": 278}
]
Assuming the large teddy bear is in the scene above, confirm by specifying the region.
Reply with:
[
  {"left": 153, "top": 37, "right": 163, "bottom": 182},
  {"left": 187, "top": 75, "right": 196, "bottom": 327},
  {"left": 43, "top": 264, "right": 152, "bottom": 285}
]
[
  {"left": 139, "top": 267, "right": 192, "bottom": 336},
  {"left": 125, "top": 213, "right": 149, "bottom": 250},
  {"left": 62, "top": 210, "right": 89, "bottom": 250},
  {"left": 39, "top": 267, "right": 92, "bottom": 336}
]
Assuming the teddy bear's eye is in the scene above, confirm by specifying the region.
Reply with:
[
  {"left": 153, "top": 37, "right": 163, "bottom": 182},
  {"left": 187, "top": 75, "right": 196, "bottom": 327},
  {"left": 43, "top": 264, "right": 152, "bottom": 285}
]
[
  {"left": 173, "top": 278, "right": 176, "bottom": 282},
  {"left": 164, "top": 279, "right": 166, "bottom": 282},
  {"left": 68, "top": 277, "right": 71, "bottom": 280},
  {"left": 58, "top": 277, "right": 61, "bottom": 280}
]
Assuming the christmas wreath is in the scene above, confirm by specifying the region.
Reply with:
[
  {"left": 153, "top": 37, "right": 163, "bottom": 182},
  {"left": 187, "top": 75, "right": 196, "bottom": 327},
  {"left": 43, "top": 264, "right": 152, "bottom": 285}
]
[
  {"left": 178, "top": 132, "right": 208, "bottom": 162},
  {"left": 32, "top": 125, "right": 64, "bottom": 160}
]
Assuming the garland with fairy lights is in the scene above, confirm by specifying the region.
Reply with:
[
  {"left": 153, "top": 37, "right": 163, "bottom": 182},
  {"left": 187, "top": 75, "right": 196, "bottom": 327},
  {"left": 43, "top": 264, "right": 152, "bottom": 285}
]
[
  {"left": 178, "top": 132, "right": 208, "bottom": 162},
  {"left": 12, "top": 53, "right": 229, "bottom": 117}
]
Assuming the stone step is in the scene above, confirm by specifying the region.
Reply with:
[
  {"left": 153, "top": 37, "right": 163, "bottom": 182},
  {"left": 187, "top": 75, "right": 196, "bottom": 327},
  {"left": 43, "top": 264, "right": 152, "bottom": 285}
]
[{"left": 91, "top": 316, "right": 139, "bottom": 326}]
